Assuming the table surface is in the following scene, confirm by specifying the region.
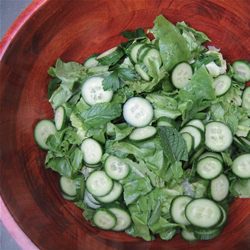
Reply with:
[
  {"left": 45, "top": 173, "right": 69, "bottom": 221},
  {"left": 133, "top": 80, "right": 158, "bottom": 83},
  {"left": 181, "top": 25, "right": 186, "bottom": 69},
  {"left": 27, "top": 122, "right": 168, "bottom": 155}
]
[{"left": 1, "top": 3, "right": 32, "bottom": 250}]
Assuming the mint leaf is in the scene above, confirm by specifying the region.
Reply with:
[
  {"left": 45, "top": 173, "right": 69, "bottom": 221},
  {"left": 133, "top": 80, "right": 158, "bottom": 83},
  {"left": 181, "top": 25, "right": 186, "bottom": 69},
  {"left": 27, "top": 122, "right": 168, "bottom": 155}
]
[
  {"left": 103, "top": 68, "right": 139, "bottom": 91},
  {"left": 81, "top": 103, "right": 122, "bottom": 127},
  {"left": 158, "top": 126, "right": 188, "bottom": 162}
]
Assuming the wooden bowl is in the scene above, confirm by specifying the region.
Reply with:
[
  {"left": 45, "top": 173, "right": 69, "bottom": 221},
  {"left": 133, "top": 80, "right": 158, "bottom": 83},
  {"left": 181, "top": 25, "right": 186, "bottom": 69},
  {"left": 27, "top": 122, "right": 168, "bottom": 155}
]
[{"left": 0, "top": 0, "right": 249, "bottom": 249}]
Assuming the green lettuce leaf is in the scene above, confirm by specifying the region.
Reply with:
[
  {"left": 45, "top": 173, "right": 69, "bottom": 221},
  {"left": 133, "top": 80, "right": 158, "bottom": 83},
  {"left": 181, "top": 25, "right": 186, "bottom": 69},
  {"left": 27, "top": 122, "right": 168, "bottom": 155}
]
[
  {"left": 230, "top": 179, "right": 250, "bottom": 198},
  {"left": 151, "top": 15, "right": 191, "bottom": 71}
]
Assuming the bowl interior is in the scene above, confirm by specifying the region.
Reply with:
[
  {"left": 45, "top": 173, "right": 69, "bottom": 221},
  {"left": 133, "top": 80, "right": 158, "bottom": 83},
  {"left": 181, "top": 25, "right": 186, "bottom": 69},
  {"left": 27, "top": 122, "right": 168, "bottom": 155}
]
[{"left": 0, "top": 0, "right": 250, "bottom": 249}]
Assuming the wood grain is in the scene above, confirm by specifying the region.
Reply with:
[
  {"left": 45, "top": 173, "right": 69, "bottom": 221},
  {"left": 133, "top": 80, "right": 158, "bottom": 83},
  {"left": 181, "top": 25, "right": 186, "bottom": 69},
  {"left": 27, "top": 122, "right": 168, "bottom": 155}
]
[{"left": 0, "top": 0, "right": 250, "bottom": 249}]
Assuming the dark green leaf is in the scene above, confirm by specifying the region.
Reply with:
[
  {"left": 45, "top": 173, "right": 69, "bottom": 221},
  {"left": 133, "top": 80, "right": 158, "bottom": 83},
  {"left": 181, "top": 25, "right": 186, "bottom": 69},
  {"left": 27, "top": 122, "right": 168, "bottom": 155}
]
[
  {"left": 158, "top": 126, "right": 188, "bottom": 162},
  {"left": 122, "top": 28, "right": 147, "bottom": 41},
  {"left": 81, "top": 103, "right": 122, "bottom": 127}
]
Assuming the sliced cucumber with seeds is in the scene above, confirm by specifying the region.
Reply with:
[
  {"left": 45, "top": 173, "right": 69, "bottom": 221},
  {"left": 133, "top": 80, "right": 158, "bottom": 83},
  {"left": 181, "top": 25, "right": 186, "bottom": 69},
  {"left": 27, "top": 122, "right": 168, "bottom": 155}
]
[
  {"left": 108, "top": 207, "right": 131, "bottom": 231},
  {"left": 210, "top": 174, "right": 229, "bottom": 201},
  {"left": 185, "top": 198, "right": 221, "bottom": 228},
  {"left": 170, "top": 195, "right": 192, "bottom": 225},
  {"left": 129, "top": 126, "right": 156, "bottom": 141},
  {"left": 242, "top": 87, "right": 250, "bottom": 110},
  {"left": 181, "top": 132, "right": 194, "bottom": 153},
  {"left": 212, "top": 74, "right": 232, "bottom": 96},
  {"left": 34, "top": 119, "right": 56, "bottom": 150},
  {"left": 196, "top": 157, "right": 223, "bottom": 180},
  {"left": 232, "top": 61, "right": 250, "bottom": 82},
  {"left": 232, "top": 154, "right": 250, "bottom": 178},
  {"left": 96, "top": 182, "right": 123, "bottom": 203},
  {"left": 93, "top": 209, "right": 116, "bottom": 230},
  {"left": 171, "top": 62, "right": 193, "bottom": 89},
  {"left": 96, "top": 46, "right": 124, "bottom": 66},
  {"left": 123, "top": 97, "right": 153, "bottom": 127},
  {"left": 205, "top": 121, "right": 233, "bottom": 152},
  {"left": 105, "top": 155, "right": 129, "bottom": 180},
  {"left": 81, "top": 138, "right": 103, "bottom": 165},
  {"left": 81, "top": 76, "right": 113, "bottom": 106},
  {"left": 180, "top": 126, "right": 203, "bottom": 149},
  {"left": 86, "top": 171, "right": 113, "bottom": 197},
  {"left": 187, "top": 119, "right": 205, "bottom": 132},
  {"left": 54, "top": 106, "right": 66, "bottom": 130}
]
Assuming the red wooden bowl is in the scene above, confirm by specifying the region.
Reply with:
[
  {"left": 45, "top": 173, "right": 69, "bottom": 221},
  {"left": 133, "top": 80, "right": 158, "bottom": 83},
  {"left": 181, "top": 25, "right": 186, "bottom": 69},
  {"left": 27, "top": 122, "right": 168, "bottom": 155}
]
[{"left": 0, "top": 0, "right": 250, "bottom": 249}]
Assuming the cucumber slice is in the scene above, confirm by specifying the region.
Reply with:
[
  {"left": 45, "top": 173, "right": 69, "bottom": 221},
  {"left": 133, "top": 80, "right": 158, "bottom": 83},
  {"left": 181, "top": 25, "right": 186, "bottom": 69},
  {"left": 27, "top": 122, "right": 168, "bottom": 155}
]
[
  {"left": 205, "top": 122, "right": 233, "bottom": 152},
  {"left": 93, "top": 209, "right": 117, "bottom": 230},
  {"left": 96, "top": 182, "right": 123, "bottom": 203},
  {"left": 212, "top": 74, "right": 232, "bottom": 96},
  {"left": 216, "top": 205, "right": 227, "bottom": 228},
  {"left": 85, "top": 191, "right": 100, "bottom": 205},
  {"left": 180, "top": 126, "right": 203, "bottom": 149},
  {"left": 84, "top": 192, "right": 101, "bottom": 209},
  {"left": 187, "top": 119, "right": 205, "bottom": 132},
  {"left": 210, "top": 174, "right": 229, "bottom": 201},
  {"left": 81, "top": 138, "right": 103, "bottom": 165},
  {"left": 96, "top": 46, "right": 123, "bottom": 66},
  {"left": 60, "top": 176, "right": 77, "bottom": 196},
  {"left": 108, "top": 207, "right": 131, "bottom": 231},
  {"left": 170, "top": 195, "right": 192, "bottom": 225},
  {"left": 123, "top": 97, "right": 153, "bottom": 127},
  {"left": 242, "top": 87, "right": 250, "bottom": 110},
  {"left": 104, "top": 155, "right": 129, "bottom": 180},
  {"left": 34, "top": 119, "right": 56, "bottom": 150},
  {"left": 232, "top": 154, "right": 250, "bottom": 178},
  {"left": 198, "top": 152, "right": 223, "bottom": 162},
  {"left": 157, "top": 117, "right": 175, "bottom": 127},
  {"left": 196, "top": 157, "right": 223, "bottom": 180},
  {"left": 54, "top": 106, "right": 66, "bottom": 130},
  {"left": 232, "top": 61, "right": 250, "bottom": 82},
  {"left": 194, "top": 227, "right": 221, "bottom": 240},
  {"left": 129, "top": 43, "right": 144, "bottom": 63},
  {"left": 142, "top": 48, "right": 162, "bottom": 69},
  {"left": 171, "top": 62, "right": 193, "bottom": 89},
  {"left": 81, "top": 76, "right": 113, "bottom": 106},
  {"left": 181, "top": 132, "right": 194, "bottom": 153},
  {"left": 83, "top": 55, "right": 99, "bottom": 68},
  {"left": 135, "top": 63, "right": 151, "bottom": 81},
  {"left": 86, "top": 171, "right": 113, "bottom": 197},
  {"left": 185, "top": 198, "right": 221, "bottom": 228},
  {"left": 181, "top": 229, "right": 197, "bottom": 241},
  {"left": 129, "top": 126, "right": 156, "bottom": 141}
]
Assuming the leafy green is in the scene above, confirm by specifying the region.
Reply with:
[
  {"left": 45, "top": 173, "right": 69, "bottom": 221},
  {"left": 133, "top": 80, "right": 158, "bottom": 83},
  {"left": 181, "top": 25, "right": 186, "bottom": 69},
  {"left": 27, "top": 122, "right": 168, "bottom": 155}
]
[
  {"left": 230, "top": 179, "right": 250, "bottom": 198},
  {"left": 146, "top": 92, "right": 181, "bottom": 119},
  {"left": 158, "top": 126, "right": 188, "bottom": 163},
  {"left": 178, "top": 66, "right": 215, "bottom": 123},
  {"left": 106, "top": 122, "right": 133, "bottom": 141},
  {"left": 151, "top": 15, "right": 191, "bottom": 71},
  {"left": 176, "top": 21, "right": 210, "bottom": 58},
  {"left": 102, "top": 68, "right": 139, "bottom": 91},
  {"left": 122, "top": 28, "right": 147, "bottom": 41},
  {"left": 80, "top": 103, "right": 122, "bottom": 127}
]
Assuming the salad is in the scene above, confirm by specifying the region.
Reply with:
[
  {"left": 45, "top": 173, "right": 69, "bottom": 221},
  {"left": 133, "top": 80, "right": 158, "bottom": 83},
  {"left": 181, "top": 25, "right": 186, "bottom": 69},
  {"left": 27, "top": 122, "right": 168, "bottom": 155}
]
[{"left": 34, "top": 15, "right": 250, "bottom": 241}]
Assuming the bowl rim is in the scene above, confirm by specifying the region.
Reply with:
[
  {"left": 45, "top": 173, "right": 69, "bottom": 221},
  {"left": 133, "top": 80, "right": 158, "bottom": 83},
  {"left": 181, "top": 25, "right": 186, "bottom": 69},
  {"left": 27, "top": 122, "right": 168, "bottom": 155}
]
[
  {"left": 0, "top": 1, "right": 46, "bottom": 249},
  {"left": 0, "top": 0, "right": 47, "bottom": 59}
]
